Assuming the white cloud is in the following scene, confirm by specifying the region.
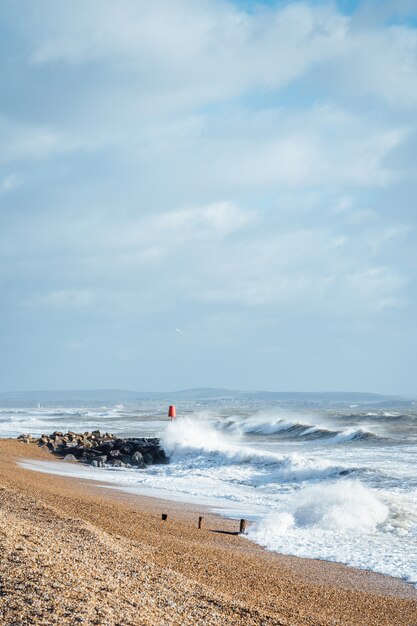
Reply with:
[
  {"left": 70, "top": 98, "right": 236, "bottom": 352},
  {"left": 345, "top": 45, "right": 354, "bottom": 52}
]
[
  {"left": 138, "top": 104, "right": 407, "bottom": 193},
  {"left": 0, "top": 115, "right": 112, "bottom": 164},
  {"left": 332, "top": 24, "right": 417, "bottom": 109},
  {"left": 1, "top": 173, "right": 23, "bottom": 193},
  {"left": 25, "top": 1, "right": 417, "bottom": 112},
  {"left": 0, "top": 0, "right": 416, "bottom": 391},
  {"left": 346, "top": 267, "right": 408, "bottom": 310},
  {"left": 53, "top": 202, "right": 254, "bottom": 262},
  {"left": 29, "top": 1, "right": 348, "bottom": 104},
  {"left": 25, "top": 289, "right": 96, "bottom": 309}
]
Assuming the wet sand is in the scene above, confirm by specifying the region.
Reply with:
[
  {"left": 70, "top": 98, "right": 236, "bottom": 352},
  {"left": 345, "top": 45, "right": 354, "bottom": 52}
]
[{"left": 0, "top": 439, "right": 416, "bottom": 625}]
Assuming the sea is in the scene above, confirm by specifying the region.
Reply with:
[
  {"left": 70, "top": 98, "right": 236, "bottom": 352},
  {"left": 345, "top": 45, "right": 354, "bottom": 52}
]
[{"left": 1, "top": 391, "right": 416, "bottom": 587}]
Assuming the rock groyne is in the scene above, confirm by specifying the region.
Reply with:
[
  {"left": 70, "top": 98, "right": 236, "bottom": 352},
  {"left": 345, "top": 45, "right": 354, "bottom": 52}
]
[{"left": 17, "top": 431, "right": 168, "bottom": 468}]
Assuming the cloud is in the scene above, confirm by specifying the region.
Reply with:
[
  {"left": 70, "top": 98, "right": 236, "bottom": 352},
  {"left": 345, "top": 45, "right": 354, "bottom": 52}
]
[
  {"left": 0, "top": 0, "right": 416, "bottom": 391},
  {"left": 24, "top": 0, "right": 417, "bottom": 113},
  {"left": 346, "top": 267, "right": 408, "bottom": 310},
  {"left": 24, "top": 289, "right": 96, "bottom": 309},
  {"left": 29, "top": 1, "right": 347, "bottom": 102},
  {"left": 191, "top": 226, "right": 409, "bottom": 313},
  {"left": 1, "top": 173, "right": 23, "bottom": 193},
  {"left": 185, "top": 105, "right": 406, "bottom": 189},
  {"left": 0, "top": 115, "right": 92, "bottom": 164},
  {"left": 5, "top": 197, "right": 409, "bottom": 316}
]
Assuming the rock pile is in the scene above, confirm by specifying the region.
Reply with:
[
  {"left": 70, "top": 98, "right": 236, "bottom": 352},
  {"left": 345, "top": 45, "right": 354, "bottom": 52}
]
[{"left": 17, "top": 431, "right": 168, "bottom": 468}]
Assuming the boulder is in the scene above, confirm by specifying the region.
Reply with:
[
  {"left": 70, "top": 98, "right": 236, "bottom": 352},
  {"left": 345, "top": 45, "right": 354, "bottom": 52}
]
[
  {"left": 153, "top": 449, "right": 168, "bottom": 464},
  {"left": 131, "top": 451, "right": 143, "bottom": 465},
  {"left": 90, "top": 459, "right": 106, "bottom": 467},
  {"left": 63, "top": 454, "right": 76, "bottom": 461},
  {"left": 18, "top": 429, "right": 169, "bottom": 467},
  {"left": 109, "top": 459, "right": 127, "bottom": 468},
  {"left": 93, "top": 455, "right": 108, "bottom": 464}
]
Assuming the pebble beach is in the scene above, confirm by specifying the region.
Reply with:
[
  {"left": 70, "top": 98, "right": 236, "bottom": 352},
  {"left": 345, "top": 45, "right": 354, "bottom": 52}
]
[{"left": 1, "top": 439, "right": 416, "bottom": 625}]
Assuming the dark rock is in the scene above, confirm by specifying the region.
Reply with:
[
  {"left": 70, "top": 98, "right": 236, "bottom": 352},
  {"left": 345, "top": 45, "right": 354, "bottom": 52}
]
[
  {"left": 109, "top": 459, "right": 127, "bottom": 468},
  {"left": 131, "top": 451, "right": 143, "bottom": 465},
  {"left": 63, "top": 445, "right": 84, "bottom": 458},
  {"left": 153, "top": 449, "right": 168, "bottom": 464},
  {"left": 93, "top": 455, "right": 108, "bottom": 464},
  {"left": 18, "top": 429, "right": 169, "bottom": 467},
  {"left": 90, "top": 459, "right": 106, "bottom": 468},
  {"left": 96, "top": 441, "right": 114, "bottom": 452},
  {"left": 63, "top": 441, "right": 79, "bottom": 449}
]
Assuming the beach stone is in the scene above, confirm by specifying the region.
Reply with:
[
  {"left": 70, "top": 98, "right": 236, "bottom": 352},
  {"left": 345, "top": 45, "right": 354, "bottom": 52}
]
[
  {"left": 94, "top": 455, "right": 108, "bottom": 464},
  {"left": 63, "top": 441, "right": 78, "bottom": 449},
  {"left": 63, "top": 454, "right": 77, "bottom": 461},
  {"left": 131, "top": 451, "right": 143, "bottom": 465},
  {"left": 98, "top": 441, "right": 114, "bottom": 452},
  {"left": 65, "top": 445, "right": 84, "bottom": 458},
  {"left": 17, "top": 429, "right": 170, "bottom": 468},
  {"left": 110, "top": 459, "right": 127, "bottom": 468},
  {"left": 90, "top": 459, "right": 106, "bottom": 467},
  {"left": 154, "top": 449, "right": 168, "bottom": 464}
]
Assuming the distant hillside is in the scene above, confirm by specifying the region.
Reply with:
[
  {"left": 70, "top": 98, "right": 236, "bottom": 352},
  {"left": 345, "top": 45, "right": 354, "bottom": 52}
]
[{"left": 0, "top": 387, "right": 411, "bottom": 408}]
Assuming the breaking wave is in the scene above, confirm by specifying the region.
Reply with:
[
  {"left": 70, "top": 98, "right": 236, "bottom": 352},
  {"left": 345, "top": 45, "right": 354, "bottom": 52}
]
[
  {"left": 221, "top": 413, "right": 382, "bottom": 444},
  {"left": 248, "top": 480, "right": 417, "bottom": 584},
  {"left": 161, "top": 418, "right": 360, "bottom": 484}
]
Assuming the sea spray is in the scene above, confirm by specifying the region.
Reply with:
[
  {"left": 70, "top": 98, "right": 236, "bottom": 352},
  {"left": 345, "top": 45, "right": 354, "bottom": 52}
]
[
  {"left": 248, "top": 481, "right": 417, "bottom": 584},
  {"left": 5, "top": 399, "right": 417, "bottom": 585},
  {"left": 160, "top": 417, "right": 351, "bottom": 482}
]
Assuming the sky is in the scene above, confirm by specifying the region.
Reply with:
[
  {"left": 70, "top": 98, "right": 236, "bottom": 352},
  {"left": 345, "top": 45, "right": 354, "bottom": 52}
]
[{"left": 1, "top": 0, "right": 417, "bottom": 395}]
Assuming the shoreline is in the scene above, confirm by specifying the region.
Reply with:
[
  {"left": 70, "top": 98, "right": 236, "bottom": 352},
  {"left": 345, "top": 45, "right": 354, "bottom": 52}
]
[
  {"left": 1, "top": 438, "right": 416, "bottom": 625},
  {"left": 17, "top": 453, "right": 417, "bottom": 595}
]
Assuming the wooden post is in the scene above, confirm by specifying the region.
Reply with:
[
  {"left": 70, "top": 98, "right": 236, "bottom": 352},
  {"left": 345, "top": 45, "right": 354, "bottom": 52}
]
[
  {"left": 198, "top": 516, "right": 203, "bottom": 529},
  {"left": 162, "top": 513, "right": 168, "bottom": 521},
  {"left": 239, "top": 519, "right": 246, "bottom": 534}
]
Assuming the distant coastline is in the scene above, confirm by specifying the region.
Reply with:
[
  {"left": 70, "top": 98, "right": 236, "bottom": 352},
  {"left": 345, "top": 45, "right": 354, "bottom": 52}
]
[{"left": 0, "top": 387, "right": 413, "bottom": 409}]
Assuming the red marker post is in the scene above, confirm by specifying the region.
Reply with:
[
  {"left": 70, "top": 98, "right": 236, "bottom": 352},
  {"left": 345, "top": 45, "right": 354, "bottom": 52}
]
[{"left": 168, "top": 405, "right": 176, "bottom": 420}]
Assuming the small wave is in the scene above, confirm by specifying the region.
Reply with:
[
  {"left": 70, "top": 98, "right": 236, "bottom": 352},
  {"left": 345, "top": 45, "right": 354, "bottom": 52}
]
[
  {"left": 330, "top": 428, "right": 381, "bottom": 443},
  {"left": 223, "top": 414, "right": 381, "bottom": 444}
]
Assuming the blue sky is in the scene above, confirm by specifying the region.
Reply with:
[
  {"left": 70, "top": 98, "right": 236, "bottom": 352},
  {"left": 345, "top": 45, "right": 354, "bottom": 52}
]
[{"left": 1, "top": 0, "right": 416, "bottom": 394}]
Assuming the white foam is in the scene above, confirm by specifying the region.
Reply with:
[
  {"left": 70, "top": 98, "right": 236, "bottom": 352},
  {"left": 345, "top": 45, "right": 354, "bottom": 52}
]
[
  {"left": 5, "top": 403, "right": 417, "bottom": 586},
  {"left": 161, "top": 418, "right": 348, "bottom": 482},
  {"left": 248, "top": 481, "right": 417, "bottom": 585}
]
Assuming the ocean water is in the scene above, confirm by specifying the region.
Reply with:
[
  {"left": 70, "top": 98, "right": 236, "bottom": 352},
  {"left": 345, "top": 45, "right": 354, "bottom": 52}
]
[{"left": 3, "top": 399, "right": 417, "bottom": 586}]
